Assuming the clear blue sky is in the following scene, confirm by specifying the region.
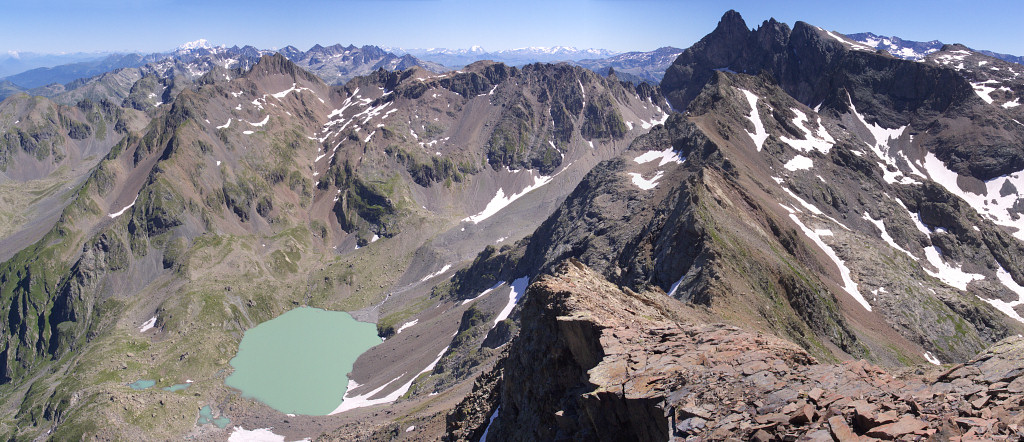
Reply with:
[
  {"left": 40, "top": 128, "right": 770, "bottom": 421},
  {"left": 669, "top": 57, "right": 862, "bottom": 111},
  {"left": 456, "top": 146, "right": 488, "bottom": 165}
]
[{"left": 3, "top": 0, "right": 1023, "bottom": 56}]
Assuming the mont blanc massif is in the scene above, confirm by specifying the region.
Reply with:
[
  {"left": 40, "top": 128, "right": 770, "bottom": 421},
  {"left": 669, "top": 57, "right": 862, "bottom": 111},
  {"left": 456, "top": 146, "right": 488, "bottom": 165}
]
[{"left": 2, "top": 10, "right": 1024, "bottom": 441}]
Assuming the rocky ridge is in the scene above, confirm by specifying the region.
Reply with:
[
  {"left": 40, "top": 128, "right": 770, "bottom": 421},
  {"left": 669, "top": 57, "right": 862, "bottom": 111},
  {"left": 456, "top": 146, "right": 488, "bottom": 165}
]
[{"left": 450, "top": 260, "right": 1024, "bottom": 441}]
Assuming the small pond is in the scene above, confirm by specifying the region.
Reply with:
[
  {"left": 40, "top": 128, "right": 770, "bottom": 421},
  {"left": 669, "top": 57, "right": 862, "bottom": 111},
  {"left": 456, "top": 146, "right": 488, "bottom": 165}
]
[
  {"left": 197, "top": 405, "right": 230, "bottom": 429},
  {"left": 128, "top": 380, "right": 155, "bottom": 390},
  {"left": 162, "top": 383, "right": 191, "bottom": 392},
  {"left": 225, "top": 307, "right": 381, "bottom": 415}
]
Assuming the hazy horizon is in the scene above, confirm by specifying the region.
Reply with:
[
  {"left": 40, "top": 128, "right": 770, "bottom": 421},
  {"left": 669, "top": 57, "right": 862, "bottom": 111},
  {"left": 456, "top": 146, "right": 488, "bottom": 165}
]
[{"left": 2, "top": 0, "right": 1023, "bottom": 57}]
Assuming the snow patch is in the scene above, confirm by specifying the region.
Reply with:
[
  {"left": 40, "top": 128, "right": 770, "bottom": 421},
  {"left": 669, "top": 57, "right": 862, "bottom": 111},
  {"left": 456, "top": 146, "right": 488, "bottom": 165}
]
[
  {"left": 420, "top": 264, "right": 452, "bottom": 282},
  {"left": 921, "top": 152, "right": 1024, "bottom": 241},
  {"left": 480, "top": 406, "right": 500, "bottom": 442},
  {"left": 249, "top": 115, "right": 269, "bottom": 127},
  {"left": 784, "top": 155, "right": 813, "bottom": 171},
  {"left": 462, "top": 281, "right": 504, "bottom": 305},
  {"left": 849, "top": 96, "right": 917, "bottom": 184},
  {"left": 395, "top": 319, "right": 418, "bottom": 334},
  {"left": 228, "top": 427, "right": 310, "bottom": 442},
  {"left": 217, "top": 119, "right": 232, "bottom": 129},
  {"left": 271, "top": 83, "right": 319, "bottom": 102},
  {"left": 628, "top": 171, "right": 663, "bottom": 190},
  {"left": 899, "top": 203, "right": 984, "bottom": 291},
  {"left": 463, "top": 171, "right": 554, "bottom": 224},
  {"left": 633, "top": 147, "right": 685, "bottom": 167},
  {"left": 862, "top": 212, "right": 915, "bottom": 258},
  {"left": 780, "top": 108, "right": 834, "bottom": 154},
  {"left": 493, "top": 276, "right": 529, "bottom": 326},
  {"left": 923, "top": 352, "right": 941, "bottom": 365},
  {"left": 983, "top": 265, "right": 1024, "bottom": 324},
  {"left": 108, "top": 195, "right": 138, "bottom": 219},
  {"left": 329, "top": 345, "right": 448, "bottom": 414},
  {"left": 139, "top": 316, "right": 157, "bottom": 333},
  {"left": 971, "top": 81, "right": 998, "bottom": 104},
  {"left": 737, "top": 89, "right": 769, "bottom": 151}
]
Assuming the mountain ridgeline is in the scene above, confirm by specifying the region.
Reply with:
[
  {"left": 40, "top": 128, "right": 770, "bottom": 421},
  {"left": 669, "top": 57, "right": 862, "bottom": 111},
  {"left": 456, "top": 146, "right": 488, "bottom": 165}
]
[
  {"left": 0, "top": 9, "right": 1024, "bottom": 442},
  {"left": 0, "top": 49, "right": 671, "bottom": 439}
]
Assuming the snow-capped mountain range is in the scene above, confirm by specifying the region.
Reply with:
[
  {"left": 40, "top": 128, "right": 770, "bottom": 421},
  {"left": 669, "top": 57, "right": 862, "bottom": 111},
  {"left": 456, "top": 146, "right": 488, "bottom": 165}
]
[
  {"left": 390, "top": 46, "right": 620, "bottom": 67},
  {"left": 847, "top": 31, "right": 1024, "bottom": 65}
]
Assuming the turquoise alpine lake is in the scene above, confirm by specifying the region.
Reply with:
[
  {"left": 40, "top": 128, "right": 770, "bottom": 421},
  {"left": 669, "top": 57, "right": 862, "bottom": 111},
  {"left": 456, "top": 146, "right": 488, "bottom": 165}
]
[{"left": 224, "top": 307, "right": 382, "bottom": 415}]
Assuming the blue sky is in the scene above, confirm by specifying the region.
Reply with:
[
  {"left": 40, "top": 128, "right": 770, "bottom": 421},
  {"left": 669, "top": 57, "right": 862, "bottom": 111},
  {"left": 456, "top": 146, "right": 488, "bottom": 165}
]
[{"left": 2, "top": 0, "right": 1023, "bottom": 56}]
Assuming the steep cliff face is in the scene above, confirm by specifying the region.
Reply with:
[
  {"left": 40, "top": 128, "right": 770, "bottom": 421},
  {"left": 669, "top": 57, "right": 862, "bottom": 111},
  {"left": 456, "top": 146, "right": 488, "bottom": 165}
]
[{"left": 451, "top": 261, "right": 1024, "bottom": 441}]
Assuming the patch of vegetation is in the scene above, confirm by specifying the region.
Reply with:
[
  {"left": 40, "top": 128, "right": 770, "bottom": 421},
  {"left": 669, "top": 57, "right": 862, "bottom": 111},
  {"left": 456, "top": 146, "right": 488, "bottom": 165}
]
[
  {"left": 385, "top": 145, "right": 476, "bottom": 187},
  {"left": 335, "top": 175, "right": 406, "bottom": 237},
  {"left": 485, "top": 93, "right": 535, "bottom": 170}
]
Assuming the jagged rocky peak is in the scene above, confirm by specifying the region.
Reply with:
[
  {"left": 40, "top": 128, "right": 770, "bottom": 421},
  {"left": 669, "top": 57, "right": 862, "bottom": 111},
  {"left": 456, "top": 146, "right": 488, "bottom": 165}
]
[{"left": 244, "top": 53, "right": 321, "bottom": 84}]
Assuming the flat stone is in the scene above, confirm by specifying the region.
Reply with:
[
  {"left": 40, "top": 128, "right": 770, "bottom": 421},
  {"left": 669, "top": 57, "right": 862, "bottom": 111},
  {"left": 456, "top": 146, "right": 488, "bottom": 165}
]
[
  {"left": 828, "top": 416, "right": 858, "bottom": 442},
  {"left": 865, "top": 416, "right": 928, "bottom": 439},
  {"left": 675, "top": 416, "right": 706, "bottom": 435}
]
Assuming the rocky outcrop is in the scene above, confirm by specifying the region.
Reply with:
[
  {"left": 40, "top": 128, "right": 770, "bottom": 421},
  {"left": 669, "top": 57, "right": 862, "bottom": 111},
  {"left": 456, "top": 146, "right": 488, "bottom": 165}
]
[
  {"left": 662, "top": 10, "right": 1024, "bottom": 182},
  {"left": 451, "top": 260, "right": 1024, "bottom": 441}
]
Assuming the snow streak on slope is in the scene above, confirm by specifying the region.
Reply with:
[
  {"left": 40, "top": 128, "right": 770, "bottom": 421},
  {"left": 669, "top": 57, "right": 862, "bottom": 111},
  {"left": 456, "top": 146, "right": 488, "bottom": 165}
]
[
  {"left": 463, "top": 172, "right": 553, "bottom": 224},
  {"left": 395, "top": 319, "right": 418, "bottom": 334},
  {"left": 493, "top": 276, "right": 529, "bottom": 327},
  {"left": 862, "top": 212, "right": 916, "bottom": 258},
  {"left": 108, "top": 195, "right": 139, "bottom": 219},
  {"left": 737, "top": 88, "right": 768, "bottom": 151},
  {"left": 781, "top": 202, "right": 870, "bottom": 311},
  {"left": 419, "top": 264, "right": 452, "bottom": 282}
]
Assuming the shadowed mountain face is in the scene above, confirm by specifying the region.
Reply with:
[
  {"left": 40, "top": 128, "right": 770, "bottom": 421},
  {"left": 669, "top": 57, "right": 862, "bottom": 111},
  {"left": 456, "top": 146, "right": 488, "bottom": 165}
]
[{"left": 1, "top": 9, "right": 1024, "bottom": 442}]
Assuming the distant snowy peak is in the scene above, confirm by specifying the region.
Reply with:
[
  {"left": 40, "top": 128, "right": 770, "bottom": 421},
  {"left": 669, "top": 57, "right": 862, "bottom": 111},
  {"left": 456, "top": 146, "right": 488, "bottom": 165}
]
[
  {"left": 845, "top": 32, "right": 941, "bottom": 61},
  {"left": 177, "top": 39, "right": 215, "bottom": 52},
  {"left": 501, "top": 46, "right": 617, "bottom": 57}
]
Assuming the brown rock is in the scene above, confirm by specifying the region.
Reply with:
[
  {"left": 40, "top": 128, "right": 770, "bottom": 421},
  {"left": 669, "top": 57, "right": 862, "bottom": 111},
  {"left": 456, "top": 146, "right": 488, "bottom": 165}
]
[
  {"left": 1007, "top": 376, "right": 1024, "bottom": 393},
  {"left": 955, "top": 416, "right": 995, "bottom": 429},
  {"left": 789, "top": 404, "right": 815, "bottom": 426},
  {"left": 743, "top": 360, "right": 771, "bottom": 375},
  {"left": 865, "top": 416, "right": 928, "bottom": 439},
  {"left": 807, "top": 387, "right": 824, "bottom": 403},
  {"left": 755, "top": 413, "right": 790, "bottom": 425},
  {"left": 874, "top": 410, "right": 898, "bottom": 425},
  {"left": 750, "top": 429, "right": 773, "bottom": 442},
  {"left": 828, "top": 416, "right": 859, "bottom": 442},
  {"left": 972, "top": 395, "right": 989, "bottom": 409}
]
